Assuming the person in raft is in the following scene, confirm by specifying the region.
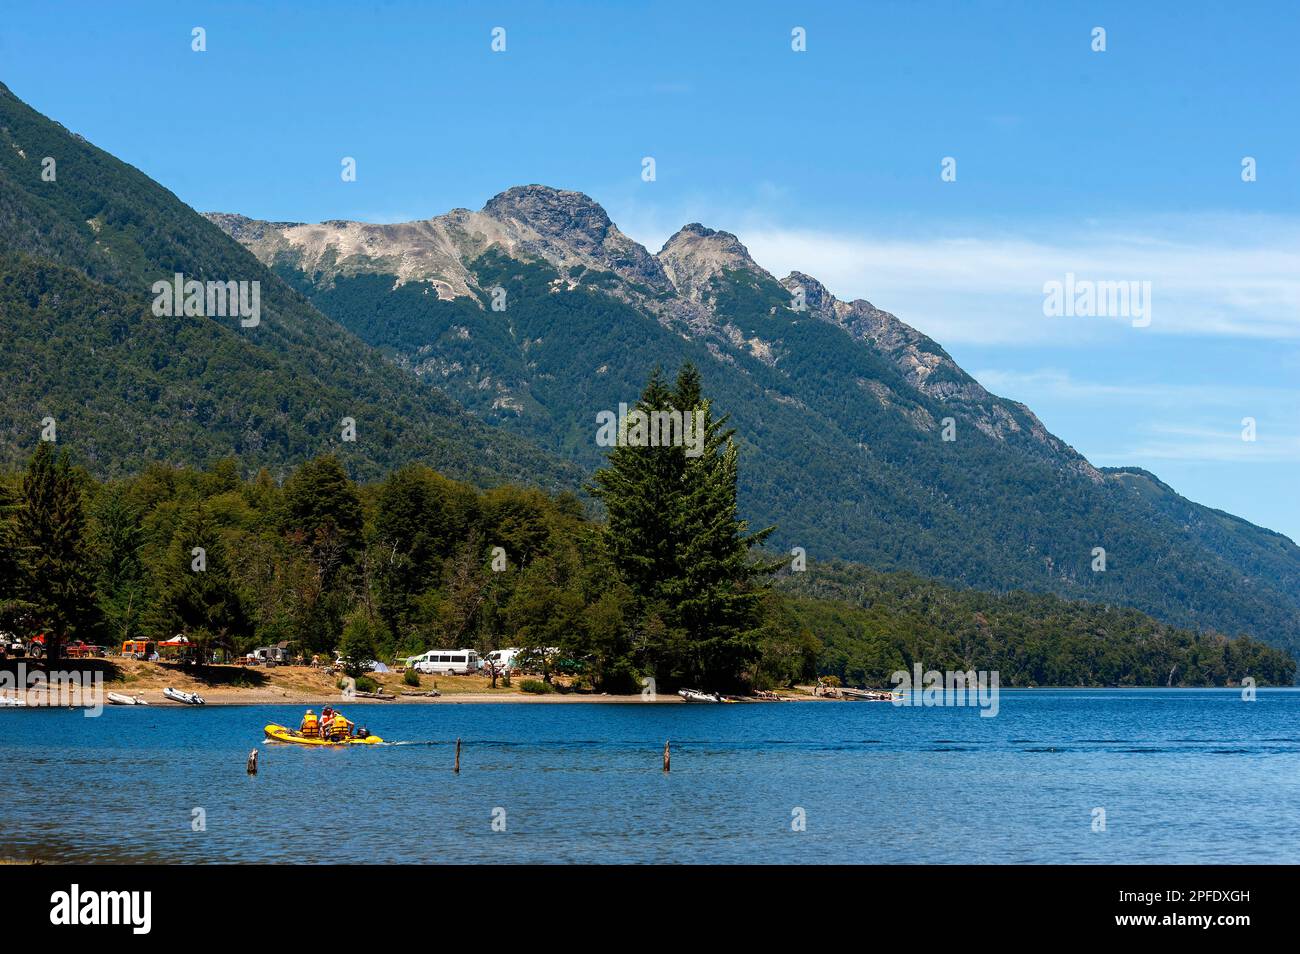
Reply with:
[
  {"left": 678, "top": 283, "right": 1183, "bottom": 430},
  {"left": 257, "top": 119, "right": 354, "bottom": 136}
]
[
  {"left": 299, "top": 709, "right": 319, "bottom": 738},
  {"left": 328, "top": 709, "right": 354, "bottom": 741},
  {"left": 320, "top": 705, "right": 335, "bottom": 737}
]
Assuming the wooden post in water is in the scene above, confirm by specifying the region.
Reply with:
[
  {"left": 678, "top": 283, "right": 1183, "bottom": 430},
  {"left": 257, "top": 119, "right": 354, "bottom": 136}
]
[
  {"left": 663, "top": 740, "right": 670, "bottom": 773},
  {"left": 454, "top": 737, "right": 461, "bottom": 774},
  {"left": 246, "top": 750, "right": 258, "bottom": 775}
]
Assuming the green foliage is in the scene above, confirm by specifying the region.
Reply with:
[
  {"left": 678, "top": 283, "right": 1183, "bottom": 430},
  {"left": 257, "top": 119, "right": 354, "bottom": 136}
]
[
  {"left": 278, "top": 249, "right": 1300, "bottom": 660},
  {"left": 780, "top": 561, "right": 1296, "bottom": 687},
  {"left": 11, "top": 443, "right": 99, "bottom": 659},
  {"left": 520, "top": 679, "right": 554, "bottom": 694},
  {"left": 354, "top": 675, "right": 379, "bottom": 694},
  {"left": 589, "top": 364, "right": 774, "bottom": 690},
  {"left": 0, "top": 84, "right": 579, "bottom": 490},
  {"left": 402, "top": 667, "right": 420, "bottom": 687},
  {"left": 0, "top": 448, "right": 1284, "bottom": 688},
  {"left": 338, "top": 612, "right": 385, "bottom": 679}
]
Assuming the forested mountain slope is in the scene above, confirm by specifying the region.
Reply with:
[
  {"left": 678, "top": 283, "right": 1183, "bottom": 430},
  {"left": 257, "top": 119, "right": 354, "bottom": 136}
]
[
  {"left": 212, "top": 186, "right": 1300, "bottom": 656},
  {"left": 0, "top": 81, "right": 577, "bottom": 488}
]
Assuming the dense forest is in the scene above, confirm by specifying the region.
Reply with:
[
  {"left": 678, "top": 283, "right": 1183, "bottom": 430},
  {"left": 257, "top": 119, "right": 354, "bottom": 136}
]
[
  {"left": 271, "top": 246, "right": 1300, "bottom": 661},
  {"left": 0, "top": 367, "right": 1291, "bottom": 690},
  {"left": 779, "top": 562, "right": 1294, "bottom": 687}
]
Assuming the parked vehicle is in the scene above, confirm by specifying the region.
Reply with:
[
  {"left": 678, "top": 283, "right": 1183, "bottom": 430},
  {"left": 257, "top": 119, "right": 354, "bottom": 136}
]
[
  {"left": 246, "top": 643, "right": 292, "bottom": 666},
  {"left": 121, "top": 639, "right": 156, "bottom": 660},
  {"left": 485, "top": 648, "right": 521, "bottom": 672},
  {"left": 413, "top": 649, "right": 481, "bottom": 675},
  {"left": 0, "top": 633, "right": 24, "bottom": 657}
]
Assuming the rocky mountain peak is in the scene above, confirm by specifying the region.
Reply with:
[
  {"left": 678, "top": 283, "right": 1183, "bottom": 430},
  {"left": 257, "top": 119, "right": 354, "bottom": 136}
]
[
  {"left": 203, "top": 211, "right": 299, "bottom": 243},
  {"left": 780, "top": 270, "right": 837, "bottom": 320},
  {"left": 657, "top": 223, "right": 770, "bottom": 302},
  {"left": 481, "top": 185, "right": 671, "bottom": 292}
]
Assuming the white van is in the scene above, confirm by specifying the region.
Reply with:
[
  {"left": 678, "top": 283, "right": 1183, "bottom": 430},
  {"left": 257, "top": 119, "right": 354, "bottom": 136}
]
[
  {"left": 485, "top": 648, "right": 521, "bottom": 672},
  {"left": 413, "top": 649, "right": 480, "bottom": 675}
]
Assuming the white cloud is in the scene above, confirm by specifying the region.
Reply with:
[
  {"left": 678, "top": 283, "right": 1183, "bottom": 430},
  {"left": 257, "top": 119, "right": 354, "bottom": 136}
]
[
  {"left": 1093, "top": 423, "right": 1300, "bottom": 465},
  {"left": 972, "top": 368, "right": 1298, "bottom": 408},
  {"left": 614, "top": 206, "right": 1300, "bottom": 346},
  {"left": 736, "top": 218, "right": 1300, "bottom": 345}
]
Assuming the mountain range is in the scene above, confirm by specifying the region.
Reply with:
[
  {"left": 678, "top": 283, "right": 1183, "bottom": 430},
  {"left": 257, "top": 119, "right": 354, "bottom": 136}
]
[
  {"left": 2, "top": 79, "right": 1298, "bottom": 657},
  {"left": 206, "top": 187, "right": 1300, "bottom": 656}
]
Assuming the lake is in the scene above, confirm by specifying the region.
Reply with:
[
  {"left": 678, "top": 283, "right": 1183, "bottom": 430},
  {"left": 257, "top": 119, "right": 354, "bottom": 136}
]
[{"left": 2, "top": 689, "right": 1297, "bottom": 864}]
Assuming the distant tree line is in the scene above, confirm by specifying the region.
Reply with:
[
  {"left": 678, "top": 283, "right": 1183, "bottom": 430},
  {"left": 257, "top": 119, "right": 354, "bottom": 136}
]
[{"left": 0, "top": 366, "right": 1291, "bottom": 689}]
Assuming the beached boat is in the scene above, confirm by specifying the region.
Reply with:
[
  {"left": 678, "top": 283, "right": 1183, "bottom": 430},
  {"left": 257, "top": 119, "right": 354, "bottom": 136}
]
[
  {"left": 263, "top": 723, "right": 383, "bottom": 746},
  {"left": 107, "top": 692, "right": 147, "bottom": 706},
  {"left": 163, "top": 687, "right": 205, "bottom": 705},
  {"left": 0, "top": 697, "right": 27, "bottom": 707},
  {"left": 678, "top": 688, "right": 729, "bottom": 703}
]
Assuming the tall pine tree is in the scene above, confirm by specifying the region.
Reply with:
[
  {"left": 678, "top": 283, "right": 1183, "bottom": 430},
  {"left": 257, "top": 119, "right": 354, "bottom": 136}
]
[
  {"left": 14, "top": 443, "right": 98, "bottom": 665},
  {"left": 591, "top": 363, "right": 774, "bottom": 689}
]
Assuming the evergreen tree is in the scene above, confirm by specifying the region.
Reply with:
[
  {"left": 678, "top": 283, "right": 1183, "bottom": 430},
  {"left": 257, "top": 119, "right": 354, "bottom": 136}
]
[
  {"left": 591, "top": 364, "right": 775, "bottom": 689},
  {"left": 669, "top": 364, "right": 775, "bottom": 687},
  {"left": 13, "top": 443, "right": 98, "bottom": 665}
]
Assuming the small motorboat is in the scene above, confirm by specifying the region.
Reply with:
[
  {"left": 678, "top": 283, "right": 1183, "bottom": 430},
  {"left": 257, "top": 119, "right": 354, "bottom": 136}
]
[
  {"left": 678, "top": 688, "right": 729, "bottom": 703},
  {"left": 263, "top": 723, "right": 383, "bottom": 746},
  {"left": 107, "top": 692, "right": 147, "bottom": 706},
  {"left": 163, "top": 687, "right": 205, "bottom": 705}
]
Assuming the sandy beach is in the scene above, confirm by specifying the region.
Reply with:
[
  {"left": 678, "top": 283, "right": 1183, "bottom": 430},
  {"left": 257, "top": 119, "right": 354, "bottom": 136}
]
[{"left": 0, "top": 658, "right": 814, "bottom": 706}]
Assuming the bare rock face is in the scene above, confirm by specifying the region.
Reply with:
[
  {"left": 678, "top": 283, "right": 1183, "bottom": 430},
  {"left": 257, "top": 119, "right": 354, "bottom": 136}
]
[
  {"left": 203, "top": 184, "right": 674, "bottom": 298},
  {"left": 657, "top": 223, "right": 773, "bottom": 304},
  {"left": 482, "top": 185, "right": 672, "bottom": 293}
]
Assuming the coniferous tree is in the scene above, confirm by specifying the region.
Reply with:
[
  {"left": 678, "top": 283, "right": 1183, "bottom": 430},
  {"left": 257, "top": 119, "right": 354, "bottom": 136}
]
[
  {"left": 669, "top": 363, "right": 776, "bottom": 687},
  {"left": 13, "top": 443, "right": 98, "bottom": 665},
  {"left": 591, "top": 363, "right": 775, "bottom": 689}
]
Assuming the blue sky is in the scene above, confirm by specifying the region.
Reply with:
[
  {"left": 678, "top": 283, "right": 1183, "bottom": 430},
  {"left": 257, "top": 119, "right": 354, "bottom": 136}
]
[{"left": 4, "top": 1, "right": 1298, "bottom": 539}]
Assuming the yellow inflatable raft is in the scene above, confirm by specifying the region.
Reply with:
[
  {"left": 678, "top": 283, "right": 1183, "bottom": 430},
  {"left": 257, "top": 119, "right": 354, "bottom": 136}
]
[{"left": 263, "top": 723, "right": 384, "bottom": 746}]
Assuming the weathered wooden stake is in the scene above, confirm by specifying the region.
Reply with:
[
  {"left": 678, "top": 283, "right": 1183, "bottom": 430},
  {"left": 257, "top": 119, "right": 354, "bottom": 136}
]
[
  {"left": 246, "top": 749, "right": 258, "bottom": 775},
  {"left": 663, "top": 740, "right": 670, "bottom": 773},
  {"left": 454, "top": 737, "right": 461, "bottom": 774}
]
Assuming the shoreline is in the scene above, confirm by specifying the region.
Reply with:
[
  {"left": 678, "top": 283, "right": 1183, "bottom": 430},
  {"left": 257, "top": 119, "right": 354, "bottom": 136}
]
[
  {"left": 0, "top": 689, "right": 817, "bottom": 706},
  {"left": 0, "top": 658, "right": 826, "bottom": 706}
]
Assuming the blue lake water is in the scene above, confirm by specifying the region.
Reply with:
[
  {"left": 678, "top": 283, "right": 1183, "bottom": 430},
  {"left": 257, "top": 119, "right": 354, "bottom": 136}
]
[{"left": 2, "top": 689, "right": 1298, "bottom": 864}]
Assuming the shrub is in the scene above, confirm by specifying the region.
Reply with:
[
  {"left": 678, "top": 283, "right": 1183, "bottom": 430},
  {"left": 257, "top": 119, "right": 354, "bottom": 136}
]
[
  {"left": 403, "top": 668, "right": 420, "bottom": 687},
  {"left": 520, "top": 679, "right": 554, "bottom": 695},
  {"left": 354, "top": 675, "right": 379, "bottom": 694}
]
